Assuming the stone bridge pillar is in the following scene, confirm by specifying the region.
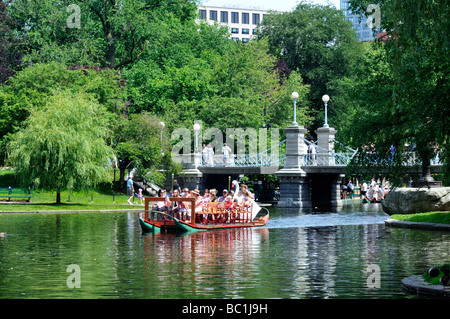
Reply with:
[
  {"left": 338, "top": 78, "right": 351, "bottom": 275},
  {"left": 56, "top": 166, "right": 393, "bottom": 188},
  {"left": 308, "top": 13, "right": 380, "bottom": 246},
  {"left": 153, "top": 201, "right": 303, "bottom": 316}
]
[
  {"left": 315, "top": 126, "right": 337, "bottom": 165},
  {"left": 177, "top": 153, "right": 204, "bottom": 191},
  {"left": 276, "top": 125, "right": 311, "bottom": 208}
]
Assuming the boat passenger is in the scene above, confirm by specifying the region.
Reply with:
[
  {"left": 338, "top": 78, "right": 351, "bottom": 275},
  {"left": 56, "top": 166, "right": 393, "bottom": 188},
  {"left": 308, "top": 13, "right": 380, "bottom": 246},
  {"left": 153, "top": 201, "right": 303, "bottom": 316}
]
[
  {"left": 153, "top": 189, "right": 169, "bottom": 212},
  {"left": 171, "top": 189, "right": 180, "bottom": 218},
  {"left": 152, "top": 189, "right": 170, "bottom": 220},
  {"left": 237, "top": 184, "right": 254, "bottom": 201},
  {"left": 241, "top": 190, "right": 252, "bottom": 210},
  {"left": 179, "top": 189, "right": 190, "bottom": 221},
  {"left": 190, "top": 189, "right": 204, "bottom": 222},
  {"left": 224, "top": 195, "right": 233, "bottom": 209},
  {"left": 210, "top": 189, "right": 218, "bottom": 202},
  {"left": 203, "top": 189, "right": 210, "bottom": 203},
  {"left": 218, "top": 189, "right": 228, "bottom": 202}
]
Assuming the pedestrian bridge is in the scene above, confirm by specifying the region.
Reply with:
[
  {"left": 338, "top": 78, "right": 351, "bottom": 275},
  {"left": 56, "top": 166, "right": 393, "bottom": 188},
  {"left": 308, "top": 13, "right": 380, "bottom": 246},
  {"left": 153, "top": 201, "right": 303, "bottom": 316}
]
[{"left": 175, "top": 124, "right": 442, "bottom": 208}]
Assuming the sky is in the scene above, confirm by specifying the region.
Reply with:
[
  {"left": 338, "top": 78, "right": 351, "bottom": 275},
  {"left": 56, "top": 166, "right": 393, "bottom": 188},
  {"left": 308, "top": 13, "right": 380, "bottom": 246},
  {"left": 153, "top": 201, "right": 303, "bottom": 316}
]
[{"left": 201, "top": 0, "right": 341, "bottom": 12}]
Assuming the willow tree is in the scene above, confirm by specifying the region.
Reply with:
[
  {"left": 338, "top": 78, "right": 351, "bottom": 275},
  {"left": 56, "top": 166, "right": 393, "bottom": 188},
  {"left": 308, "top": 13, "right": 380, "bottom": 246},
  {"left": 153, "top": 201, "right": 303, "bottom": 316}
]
[{"left": 7, "top": 89, "right": 113, "bottom": 204}]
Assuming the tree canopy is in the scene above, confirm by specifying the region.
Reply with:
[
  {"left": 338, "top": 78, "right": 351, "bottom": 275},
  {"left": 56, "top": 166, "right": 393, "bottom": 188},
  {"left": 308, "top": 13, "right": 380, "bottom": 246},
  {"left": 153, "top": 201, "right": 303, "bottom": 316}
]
[
  {"left": 347, "top": 0, "right": 449, "bottom": 184},
  {"left": 256, "top": 3, "right": 362, "bottom": 131},
  {"left": 8, "top": 90, "right": 114, "bottom": 203}
]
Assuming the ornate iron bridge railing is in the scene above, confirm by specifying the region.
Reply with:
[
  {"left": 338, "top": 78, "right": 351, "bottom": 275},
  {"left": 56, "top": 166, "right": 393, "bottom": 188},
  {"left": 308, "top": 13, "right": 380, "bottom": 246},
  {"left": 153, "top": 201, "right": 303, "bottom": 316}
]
[{"left": 183, "top": 140, "right": 441, "bottom": 169}]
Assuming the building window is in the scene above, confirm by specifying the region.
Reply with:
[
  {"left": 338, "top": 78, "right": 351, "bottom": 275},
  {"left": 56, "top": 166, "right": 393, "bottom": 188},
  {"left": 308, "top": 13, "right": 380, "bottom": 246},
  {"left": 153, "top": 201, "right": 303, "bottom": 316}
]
[
  {"left": 231, "top": 12, "right": 239, "bottom": 23},
  {"left": 242, "top": 38, "right": 249, "bottom": 43},
  {"left": 252, "top": 13, "right": 260, "bottom": 25},
  {"left": 242, "top": 28, "right": 249, "bottom": 34},
  {"left": 231, "top": 37, "right": 239, "bottom": 42},
  {"left": 231, "top": 28, "right": 239, "bottom": 34},
  {"left": 242, "top": 12, "right": 249, "bottom": 24},
  {"left": 199, "top": 10, "right": 206, "bottom": 20},
  {"left": 252, "top": 29, "right": 257, "bottom": 35},
  {"left": 220, "top": 11, "right": 228, "bottom": 23},
  {"left": 210, "top": 10, "right": 217, "bottom": 21}
]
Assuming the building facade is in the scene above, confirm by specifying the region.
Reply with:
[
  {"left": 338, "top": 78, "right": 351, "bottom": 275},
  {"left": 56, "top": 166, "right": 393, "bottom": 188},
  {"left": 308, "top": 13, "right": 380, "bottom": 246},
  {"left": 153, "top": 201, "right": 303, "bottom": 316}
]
[
  {"left": 198, "top": 5, "right": 268, "bottom": 42},
  {"left": 340, "top": 0, "right": 375, "bottom": 42}
]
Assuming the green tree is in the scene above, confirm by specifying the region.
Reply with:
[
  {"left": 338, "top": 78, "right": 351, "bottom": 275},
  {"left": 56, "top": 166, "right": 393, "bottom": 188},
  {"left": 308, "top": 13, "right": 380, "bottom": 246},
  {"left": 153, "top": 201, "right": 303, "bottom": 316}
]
[
  {"left": 113, "top": 112, "right": 180, "bottom": 188},
  {"left": 256, "top": 3, "right": 362, "bottom": 131},
  {"left": 347, "top": 0, "right": 450, "bottom": 185},
  {"left": 0, "top": 62, "right": 126, "bottom": 164},
  {"left": 7, "top": 90, "right": 114, "bottom": 204},
  {"left": 0, "top": 0, "right": 23, "bottom": 83},
  {"left": 8, "top": 0, "right": 199, "bottom": 69}
]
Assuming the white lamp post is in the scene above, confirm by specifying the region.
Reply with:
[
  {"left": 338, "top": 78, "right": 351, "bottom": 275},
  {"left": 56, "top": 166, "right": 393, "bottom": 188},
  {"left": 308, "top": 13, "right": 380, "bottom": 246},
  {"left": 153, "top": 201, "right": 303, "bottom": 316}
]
[
  {"left": 322, "top": 94, "right": 330, "bottom": 128},
  {"left": 291, "top": 91, "right": 299, "bottom": 126}
]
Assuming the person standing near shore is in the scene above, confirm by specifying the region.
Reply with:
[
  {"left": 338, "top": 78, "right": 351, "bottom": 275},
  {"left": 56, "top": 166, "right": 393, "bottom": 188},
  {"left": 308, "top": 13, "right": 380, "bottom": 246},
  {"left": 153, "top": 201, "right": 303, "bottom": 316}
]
[{"left": 127, "top": 177, "right": 134, "bottom": 205}]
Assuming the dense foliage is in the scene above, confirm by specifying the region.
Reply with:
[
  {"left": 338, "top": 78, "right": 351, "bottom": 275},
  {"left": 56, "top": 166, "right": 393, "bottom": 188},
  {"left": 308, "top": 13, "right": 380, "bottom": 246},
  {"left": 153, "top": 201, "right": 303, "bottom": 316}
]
[{"left": 346, "top": 0, "right": 449, "bottom": 184}]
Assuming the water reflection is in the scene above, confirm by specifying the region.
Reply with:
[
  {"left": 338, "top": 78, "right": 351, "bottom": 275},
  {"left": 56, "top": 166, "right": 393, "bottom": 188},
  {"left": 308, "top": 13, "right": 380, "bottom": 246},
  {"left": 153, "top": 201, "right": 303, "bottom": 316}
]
[{"left": 0, "top": 205, "right": 449, "bottom": 299}]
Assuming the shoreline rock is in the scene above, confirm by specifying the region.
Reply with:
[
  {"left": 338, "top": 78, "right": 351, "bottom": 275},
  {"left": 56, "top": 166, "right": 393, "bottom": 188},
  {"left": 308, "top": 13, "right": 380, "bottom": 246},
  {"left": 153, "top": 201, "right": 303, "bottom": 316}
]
[{"left": 382, "top": 187, "right": 450, "bottom": 215}]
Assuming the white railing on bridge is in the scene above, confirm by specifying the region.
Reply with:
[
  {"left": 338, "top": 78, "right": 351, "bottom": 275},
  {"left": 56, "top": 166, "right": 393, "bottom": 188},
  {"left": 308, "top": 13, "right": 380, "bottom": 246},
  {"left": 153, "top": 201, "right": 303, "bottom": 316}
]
[
  {"left": 177, "top": 140, "right": 441, "bottom": 169},
  {"left": 198, "top": 140, "right": 287, "bottom": 167}
]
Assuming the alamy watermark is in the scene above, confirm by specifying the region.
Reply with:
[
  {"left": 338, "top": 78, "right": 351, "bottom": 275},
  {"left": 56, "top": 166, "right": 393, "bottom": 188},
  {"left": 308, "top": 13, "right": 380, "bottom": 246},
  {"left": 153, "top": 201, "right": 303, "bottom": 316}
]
[
  {"left": 366, "top": 264, "right": 381, "bottom": 289},
  {"left": 66, "top": 264, "right": 81, "bottom": 288},
  {"left": 66, "top": 4, "right": 81, "bottom": 29},
  {"left": 366, "top": 4, "right": 381, "bottom": 29},
  {"left": 170, "top": 121, "right": 281, "bottom": 165}
]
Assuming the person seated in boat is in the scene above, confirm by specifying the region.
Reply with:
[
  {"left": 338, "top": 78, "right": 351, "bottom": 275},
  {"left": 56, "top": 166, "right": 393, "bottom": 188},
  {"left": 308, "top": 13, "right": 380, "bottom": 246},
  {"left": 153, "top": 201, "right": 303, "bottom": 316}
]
[
  {"left": 202, "top": 189, "right": 210, "bottom": 203},
  {"left": 209, "top": 189, "right": 218, "bottom": 202},
  {"left": 153, "top": 189, "right": 170, "bottom": 211},
  {"left": 237, "top": 184, "right": 254, "bottom": 200},
  {"left": 224, "top": 195, "right": 233, "bottom": 210},
  {"left": 190, "top": 189, "right": 204, "bottom": 222},
  {"left": 170, "top": 189, "right": 180, "bottom": 218},
  {"left": 218, "top": 189, "right": 228, "bottom": 202},
  {"left": 179, "top": 190, "right": 191, "bottom": 221},
  {"left": 181, "top": 187, "right": 189, "bottom": 196},
  {"left": 241, "top": 190, "right": 252, "bottom": 210},
  {"left": 151, "top": 189, "right": 170, "bottom": 219}
]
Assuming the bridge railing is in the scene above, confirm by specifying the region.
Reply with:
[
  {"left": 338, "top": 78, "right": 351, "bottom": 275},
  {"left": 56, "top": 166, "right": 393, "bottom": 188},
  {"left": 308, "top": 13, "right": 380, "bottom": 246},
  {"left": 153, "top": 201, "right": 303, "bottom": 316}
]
[
  {"left": 303, "top": 153, "right": 353, "bottom": 166},
  {"left": 198, "top": 140, "right": 287, "bottom": 168}
]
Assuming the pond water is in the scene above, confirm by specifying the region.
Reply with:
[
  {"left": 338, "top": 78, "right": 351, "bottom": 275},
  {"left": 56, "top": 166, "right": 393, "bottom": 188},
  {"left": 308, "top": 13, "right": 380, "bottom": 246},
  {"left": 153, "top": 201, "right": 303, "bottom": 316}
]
[{"left": 0, "top": 202, "right": 449, "bottom": 299}]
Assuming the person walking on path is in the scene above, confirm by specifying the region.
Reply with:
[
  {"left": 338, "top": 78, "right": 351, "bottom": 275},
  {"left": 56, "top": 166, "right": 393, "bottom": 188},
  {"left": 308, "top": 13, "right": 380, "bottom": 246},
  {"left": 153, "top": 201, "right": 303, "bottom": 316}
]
[{"left": 127, "top": 177, "right": 135, "bottom": 205}]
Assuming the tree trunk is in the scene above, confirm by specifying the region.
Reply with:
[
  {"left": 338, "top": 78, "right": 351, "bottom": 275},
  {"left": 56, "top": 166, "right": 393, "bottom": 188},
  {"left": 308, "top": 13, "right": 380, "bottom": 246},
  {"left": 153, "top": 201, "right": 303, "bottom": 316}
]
[{"left": 56, "top": 188, "right": 61, "bottom": 205}]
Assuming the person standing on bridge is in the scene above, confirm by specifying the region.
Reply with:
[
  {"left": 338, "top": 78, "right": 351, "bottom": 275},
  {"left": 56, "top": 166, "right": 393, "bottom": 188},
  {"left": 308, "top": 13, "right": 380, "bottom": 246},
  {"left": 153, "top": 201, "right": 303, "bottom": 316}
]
[
  {"left": 207, "top": 144, "right": 215, "bottom": 166},
  {"left": 308, "top": 140, "right": 317, "bottom": 165},
  {"left": 222, "top": 143, "right": 232, "bottom": 166},
  {"left": 202, "top": 144, "right": 208, "bottom": 165}
]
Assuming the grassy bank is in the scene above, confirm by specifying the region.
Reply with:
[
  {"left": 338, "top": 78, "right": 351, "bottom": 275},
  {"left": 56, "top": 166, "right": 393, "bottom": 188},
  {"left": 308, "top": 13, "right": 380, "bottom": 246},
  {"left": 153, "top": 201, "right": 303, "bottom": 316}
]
[
  {"left": 0, "top": 169, "right": 142, "bottom": 211},
  {"left": 390, "top": 211, "right": 450, "bottom": 225}
]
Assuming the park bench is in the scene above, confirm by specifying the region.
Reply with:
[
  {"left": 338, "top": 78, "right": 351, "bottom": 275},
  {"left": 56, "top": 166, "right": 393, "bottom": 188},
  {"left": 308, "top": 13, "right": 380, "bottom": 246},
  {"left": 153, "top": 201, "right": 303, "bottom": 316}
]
[{"left": 0, "top": 187, "right": 33, "bottom": 202}]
